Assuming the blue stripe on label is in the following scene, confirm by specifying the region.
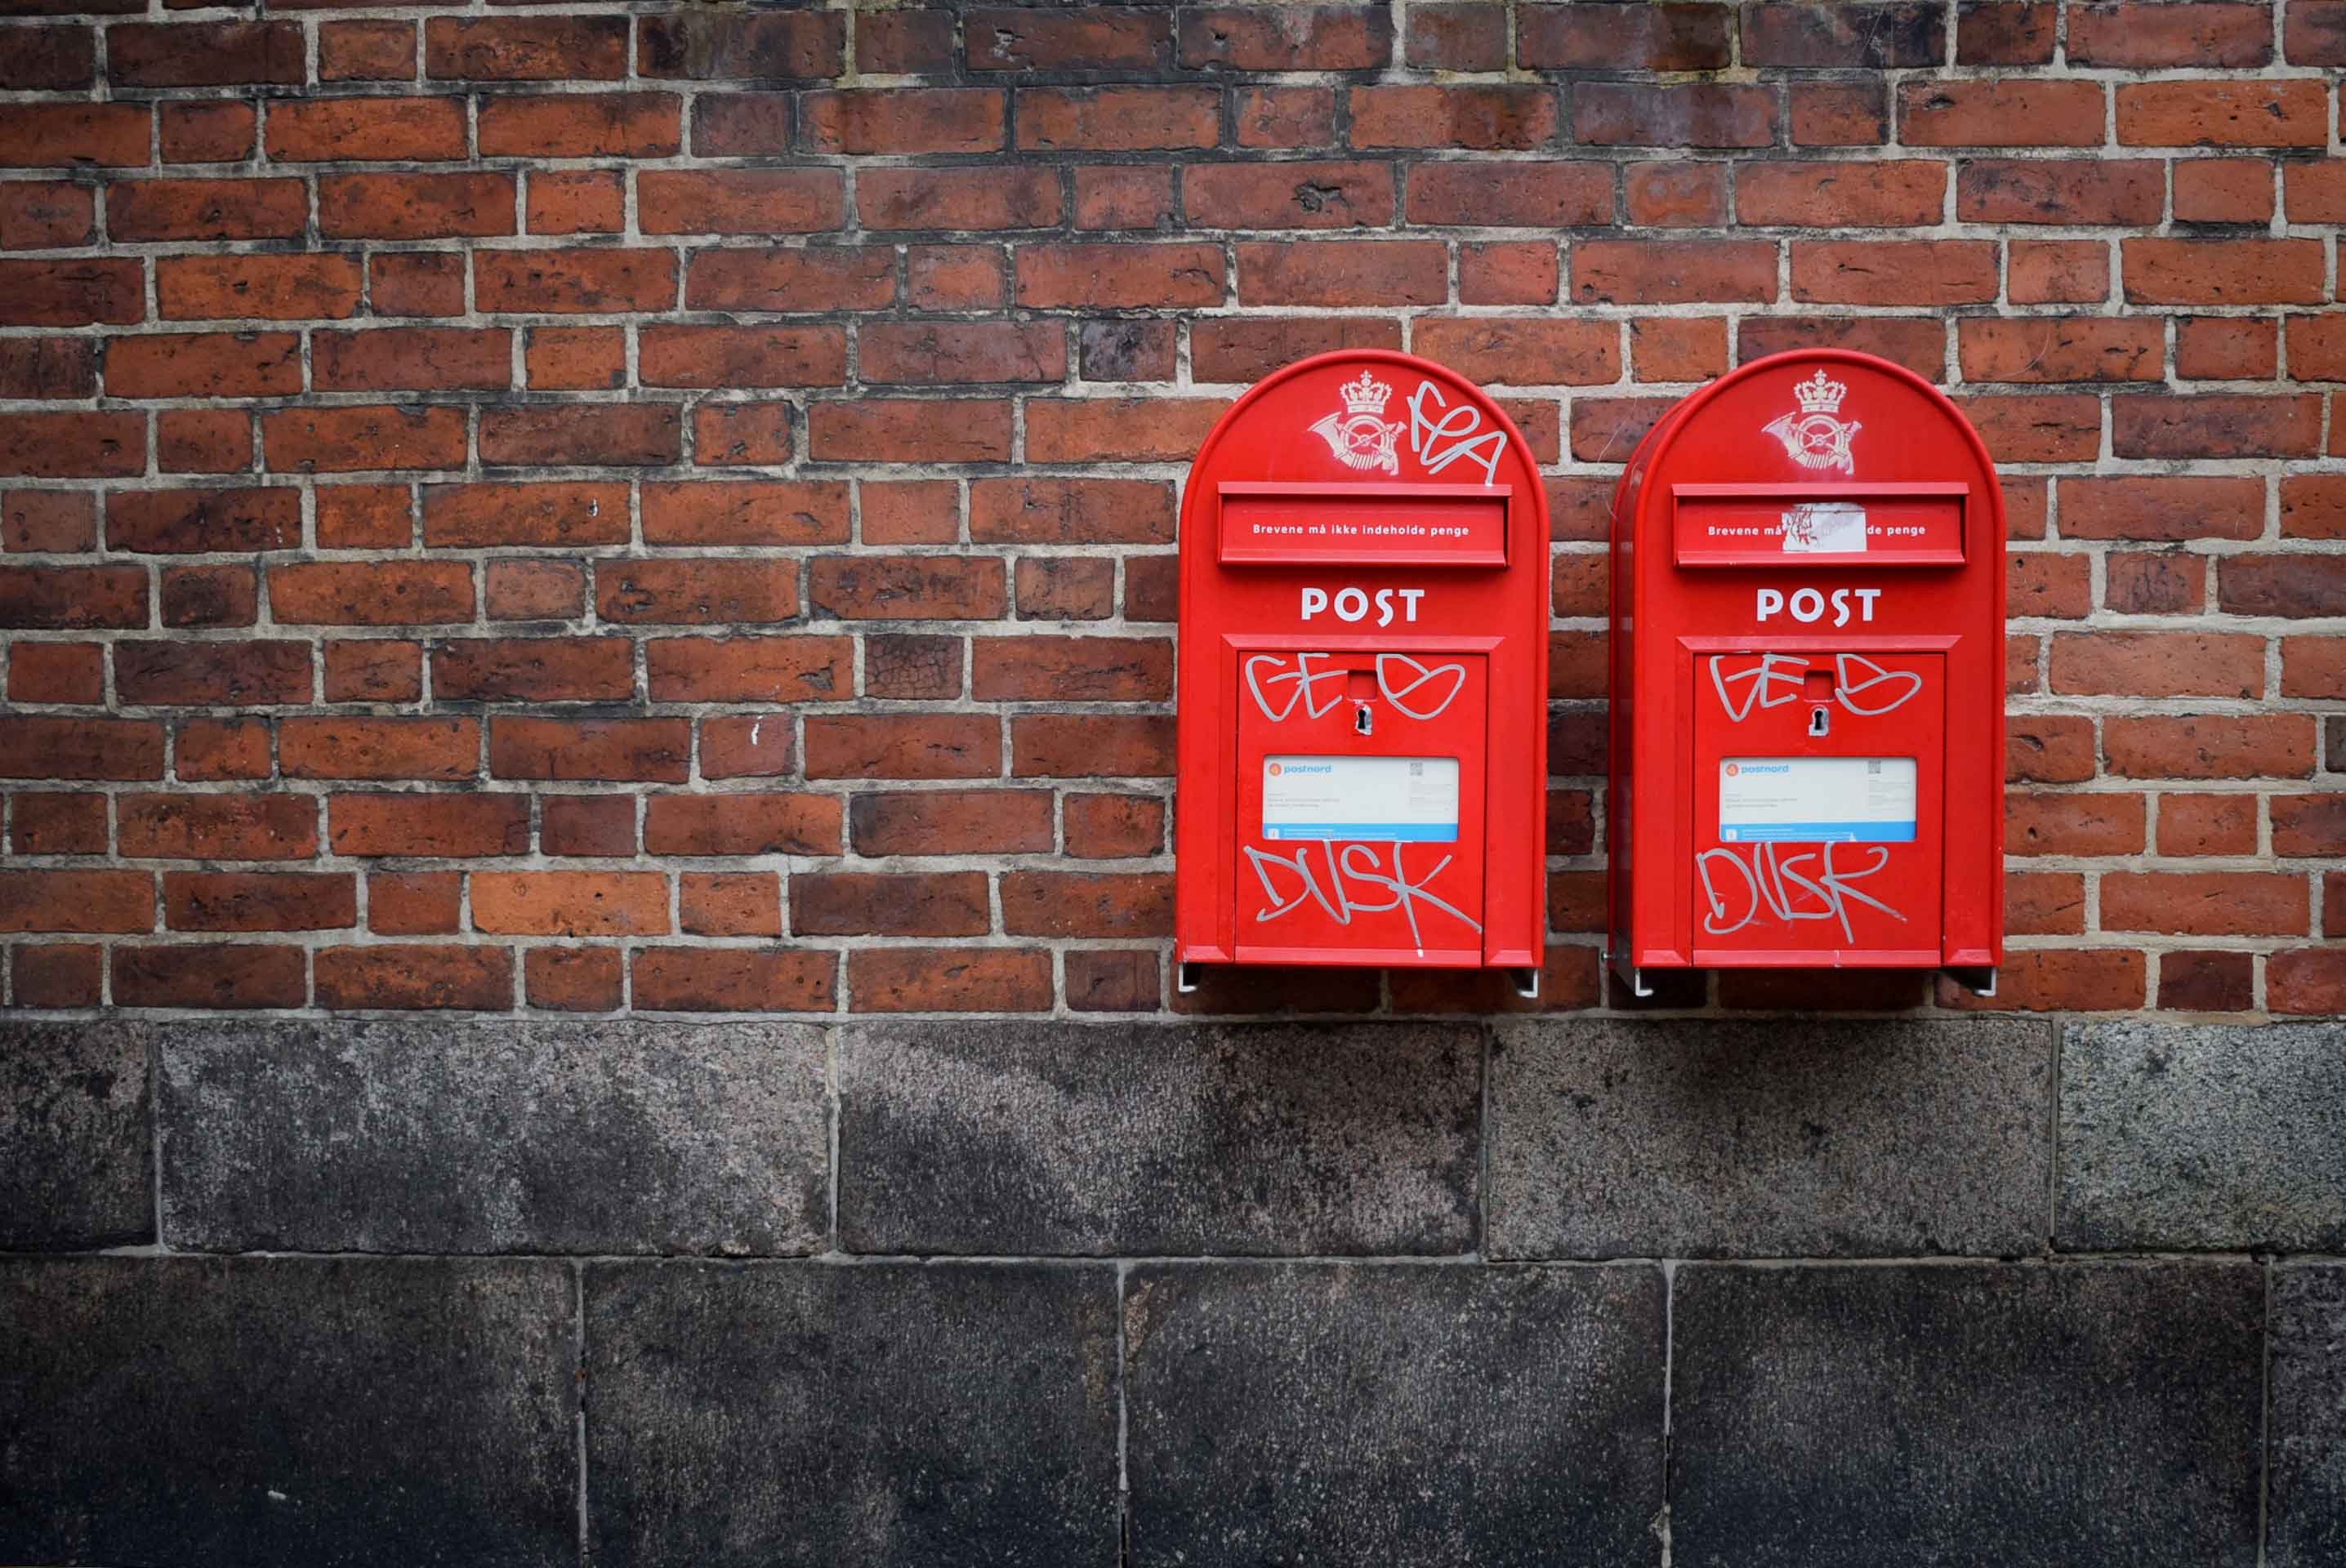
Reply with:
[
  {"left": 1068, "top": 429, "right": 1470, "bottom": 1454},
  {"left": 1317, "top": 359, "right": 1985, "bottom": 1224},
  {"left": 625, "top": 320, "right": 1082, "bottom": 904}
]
[
  {"left": 1263, "top": 823, "right": 1459, "bottom": 843},
  {"left": 1719, "top": 822, "right": 1916, "bottom": 844}
]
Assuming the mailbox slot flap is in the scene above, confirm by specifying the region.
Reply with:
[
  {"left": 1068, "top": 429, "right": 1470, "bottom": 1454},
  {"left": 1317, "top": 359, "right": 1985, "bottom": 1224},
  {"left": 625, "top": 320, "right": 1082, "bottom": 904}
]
[
  {"left": 1220, "top": 482, "right": 1510, "bottom": 568},
  {"left": 1673, "top": 482, "right": 1965, "bottom": 568}
]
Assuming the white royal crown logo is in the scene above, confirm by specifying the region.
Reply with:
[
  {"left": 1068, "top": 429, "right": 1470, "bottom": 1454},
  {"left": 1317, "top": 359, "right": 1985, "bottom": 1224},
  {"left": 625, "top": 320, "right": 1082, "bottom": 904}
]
[
  {"left": 1311, "top": 372, "right": 1405, "bottom": 474},
  {"left": 1764, "top": 369, "right": 1861, "bottom": 474}
]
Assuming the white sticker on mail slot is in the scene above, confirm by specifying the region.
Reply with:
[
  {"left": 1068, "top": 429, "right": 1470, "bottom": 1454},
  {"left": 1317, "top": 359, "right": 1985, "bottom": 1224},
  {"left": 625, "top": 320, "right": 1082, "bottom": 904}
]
[
  {"left": 1264, "top": 755, "right": 1458, "bottom": 843},
  {"left": 1719, "top": 756, "right": 1916, "bottom": 843},
  {"left": 1780, "top": 501, "right": 1867, "bottom": 554}
]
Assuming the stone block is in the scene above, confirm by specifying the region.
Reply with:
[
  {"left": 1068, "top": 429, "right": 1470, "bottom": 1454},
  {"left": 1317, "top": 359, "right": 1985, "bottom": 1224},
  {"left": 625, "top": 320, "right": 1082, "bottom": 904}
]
[
  {"left": 2060, "top": 1019, "right": 2346, "bottom": 1250},
  {"left": 1124, "top": 1262, "right": 1665, "bottom": 1566},
  {"left": 1487, "top": 1018, "right": 2052, "bottom": 1258},
  {"left": 0, "top": 1022, "right": 150, "bottom": 1249},
  {"left": 0, "top": 1254, "right": 576, "bottom": 1567},
  {"left": 839, "top": 1020, "right": 1479, "bottom": 1255},
  {"left": 585, "top": 1260, "right": 1118, "bottom": 1567},
  {"left": 1672, "top": 1263, "right": 2263, "bottom": 1567},
  {"left": 2271, "top": 1264, "right": 2346, "bottom": 1568},
  {"left": 161, "top": 1018, "right": 827, "bottom": 1254}
]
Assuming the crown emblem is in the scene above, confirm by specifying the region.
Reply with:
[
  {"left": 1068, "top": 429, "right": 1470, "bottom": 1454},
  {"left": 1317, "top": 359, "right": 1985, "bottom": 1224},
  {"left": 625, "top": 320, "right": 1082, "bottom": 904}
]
[
  {"left": 1792, "top": 370, "right": 1846, "bottom": 416},
  {"left": 1337, "top": 372, "right": 1393, "bottom": 417}
]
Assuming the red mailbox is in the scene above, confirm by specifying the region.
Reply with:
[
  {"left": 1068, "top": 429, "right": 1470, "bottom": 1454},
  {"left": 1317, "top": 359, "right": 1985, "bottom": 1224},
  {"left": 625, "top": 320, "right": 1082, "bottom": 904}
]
[
  {"left": 1608, "top": 350, "right": 2004, "bottom": 996},
  {"left": 1175, "top": 350, "right": 1548, "bottom": 991}
]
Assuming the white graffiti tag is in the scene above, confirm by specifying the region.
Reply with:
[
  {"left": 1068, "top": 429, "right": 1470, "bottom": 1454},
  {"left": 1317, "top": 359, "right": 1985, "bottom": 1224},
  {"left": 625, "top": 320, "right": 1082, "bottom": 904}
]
[
  {"left": 1245, "top": 652, "right": 1345, "bottom": 723},
  {"left": 1404, "top": 381, "right": 1507, "bottom": 485},
  {"left": 1696, "top": 840, "right": 1907, "bottom": 944},
  {"left": 1710, "top": 653, "right": 1808, "bottom": 722},
  {"left": 1244, "top": 839, "right": 1483, "bottom": 947},
  {"left": 1833, "top": 653, "right": 1923, "bottom": 718},
  {"left": 1374, "top": 654, "right": 1467, "bottom": 721}
]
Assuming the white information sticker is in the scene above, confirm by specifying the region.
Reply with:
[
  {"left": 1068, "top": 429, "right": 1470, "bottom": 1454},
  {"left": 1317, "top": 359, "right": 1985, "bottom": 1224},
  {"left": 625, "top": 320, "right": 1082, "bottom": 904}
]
[
  {"left": 1264, "top": 755, "right": 1458, "bottom": 843},
  {"left": 1719, "top": 756, "right": 1916, "bottom": 844},
  {"left": 1780, "top": 501, "right": 1867, "bottom": 554}
]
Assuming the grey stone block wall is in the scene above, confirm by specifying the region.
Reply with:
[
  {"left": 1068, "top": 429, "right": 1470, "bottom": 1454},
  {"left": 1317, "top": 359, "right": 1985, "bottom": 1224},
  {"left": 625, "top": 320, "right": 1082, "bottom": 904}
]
[{"left": 3, "top": 1014, "right": 2342, "bottom": 1565}]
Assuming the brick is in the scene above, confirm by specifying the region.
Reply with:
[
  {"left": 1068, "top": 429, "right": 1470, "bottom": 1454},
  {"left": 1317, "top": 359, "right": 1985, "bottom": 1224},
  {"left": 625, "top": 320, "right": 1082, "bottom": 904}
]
[
  {"left": 486, "top": 560, "right": 584, "bottom": 621},
  {"left": 424, "top": 482, "right": 627, "bottom": 549},
  {"left": 639, "top": 325, "right": 845, "bottom": 390},
  {"left": 159, "top": 102, "right": 253, "bottom": 163},
  {"left": 4, "top": 490, "right": 96, "bottom": 553},
  {"left": 2117, "top": 82, "right": 2326, "bottom": 148},
  {"left": 2103, "top": 872, "right": 2308, "bottom": 937},
  {"left": 105, "top": 332, "right": 298, "bottom": 400},
  {"left": 0, "top": 341, "right": 93, "bottom": 403},
  {"left": 801, "top": 88, "right": 1003, "bottom": 154},
  {"left": 471, "top": 871, "right": 666, "bottom": 938},
  {"left": 1956, "top": 161, "right": 2162, "bottom": 227},
  {"left": 0, "top": 412, "right": 144, "bottom": 479},
  {"left": 323, "top": 639, "right": 422, "bottom": 703},
  {"left": 1406, "top": 3, "right": 1507, "bottom": 69},
  {"left": 12, "top": 943, "right": 101, "bottom": 1006},
  {"left": 636, "top": 9, "right": 843, "bottom": 79},
  {"left": 1010, "top": 714, "right": 1173, "bottom": 777},
  {"left": 1519, "top": 2, "right": 1729, "bottom": 68},
  {"left": 970, "top": 636, "right": 1171, "bottom": 702},
  {"left": 489, "top": 717, "right": 691, "bottom": 783},
  {"left": 479, "top": 405, "right": 680, "bottom": 469},
  {"left": 1353, "top": 85, "right": 1557, "bottom": 151},
  {"left": 6, "top": 641, "right": 102, "bottom": 704},
  {"left": 525, "top": 172, "right": 623, "bottom": 237},
  {"left": 2284, "top": 161, "right": 2346, "bottom": 222},
  {"left": 860, "top": 9, "right": 955, "bottom": 73},
  {"left": 2219, "top": 555, "right": 2346, "bottom": 619},
  {"left": 847, "top": 947, "right": 1049, "bottom": 1013},
  {"left": 315, "top": 485, "right": 411, "bottom": 550},
  {"left": 477, "top": 94, "right": 681, "bottom": 158},
  {"left": 1236, "top": 86, "right": 1337, "bottom": 149},
  {"left": 1791, "top": 240, "right": 1998, "bottom": 305},
  {"left": 1573, "top": 82, "right": 1774, "bottom": 148},
  {"left": 1737, "top": 161, "right": 1945, "bottom": 227},
  {"left": 319, "top": 173, "right": 515, "bottom": 242},
  {"left": 631, "top": 947, "right": 836, "bottom": 1012},
  {"left": 369, "top": 252, "right": 464, "bottom": 318},
  {"left": 475, "top": 248, "right": 675, "bottom": 314},
  {"left": 2061, "top": 477, "right": 2263, "bottom": 543},
  {"left": 2009, "top": 242, "right": 2108, "bottom": 305},
  {"left": 695, "top": 716, "right": 797, "bottom": 780},
  {"left": 2268, "top": 950, "right": 2346, "bottom": 1014},
  {"left": 525, "top": 946, "right": 621, "bottom": 1012},
  {"left": 861, "top": 321, "right": 1064, "bottom": 387},
  {"left": 314, "top": 945, "right": 511, "bottom": 1010},
  {"left": 172, "top": 718, "right": 270, "bottom": 782},
  {"left": 2123, "top": 239, "right": 2324, "bottom": 305},
  {"left": 2071, "top": 2, "right": 2269, "bottom": 65},
  {"left": 2112, "top": 395, "right": 2321, "bottom": 459},
  {"left": 540, "top": 795, "right": 635, "bottom": 858},
  {"left": 279, "top": 716, "right": 475, "bottom": 782},
  {"left": 2158, "top": 793, "right": 2259, "bottom": 857},
  {"left": 1027, "top": 398, "right": 1231, "bottom": 466},
  {"left": 10, "top": 793, "right": 107, "bottom": 853},
  {"left": 264, "top": 99, "right": 466, "bottom": 163},
  {"left": 1743, "top": 2, "right": 1944, "bottom": 64},
  {"left": 0, "top": 24, "right": 93, "bottom": 89},
  {"left": 1937, "top": 948, "right": 2144, "bottom": 1011},
  {"left": 1957, "top": 2, "right": 2056, "bottom": 62},
  {"left": 2174, "top": 158, "right": 2277, "bottom": 225},
  {"left": 1235, "top": 240, "right": 1444, "bottom": 308},
  {"left": 159, "top": 564, "right": 256, "bottom": 630},
  {"left": 0, "top": 105, "right": 145, "bottom": 169},
  {"left": 319, "top": 20, "right": 413, "bottom": 82},
  {"left": 119, "top": 792, "right": 315, "bottom": 860},
  {"left": 1951, "top": 395, "right": 2101, "bottom": 463},
  {"left": 1187, "top": 162, "right": 1395, "bottom": 231},
  {"left": 0, "top": 259, "right": 141, "bottom": 327},
  {"left": 158, "top": 254, "right": 361, "bottom": 323},
  {"left": 2105, "top": 715, "right": 2316, "bottom": 779},
  {"left": 328, "top": 792, "right": 529, "bottom": 857},
  {"left": 970, "top": 479, "right": 1173, "bottom": 546},
  {"left": 792, "top": 871, "right": 988, "bottom": 937},
  {"left": 850, "top": 790, "right": 1054, "bottom": 857},
  {"left": 1461, "top": 243, "right": 1562, "bottom": 306},
  {"left": 1737, "top": 317, "right": 1946, "bottom": 380},
  {"left": 0, "top": 564, "right": 144, "bottom": 630},
  {"left": 109, "top": 177, "right": 307, "bottom": 242},
  {"left": 109, "top": 21, "right": 303, "bottom": 86},
  {"left": 2178, "top": 315, "right": 2277, "bottom": 381},
  {"left": 858, "top": 168, "right": 1060, "bottom": 231},
  {"left": 1574, "top": 241, "right": 1775, "bottom": 305},
  {"left": 1016, "top": 243, "right": 1225, "bottom": 309},
  {"left": 1791, "top": 82, "right": 1888, "bottom": 145},
  {"left": 596, "top": 559, "right": 796, "bottom": 626},
  {"left": 156, "top": 411, "right": 254, "bottom": 476},
  {"left": 638, "top": 170, "right": 841, "bottom": 236},
  {"left": 1191, "top": 318, "right": 1402, "bottom": 385},
  {"left": 1178, "top": 6, "right": 1386, "bottom": 69},
  {"left": 803, "top": 713, "right": 1001, "bottom": 780},
  {"left": 1899, "top": 81, "right": 2103, "bottom": 146},
  {"left": 1001, "top": 871, "right": 1170, "bottom": 938},
  {"left": 0, "top": 869, "right": 150, "bottom": 933},
  {"left": 2105, "top": 553, "right": 2205, "bottom": 615},
  {"left": 165, "top": 871, "right": 355, "bottom": 933},
  {"left": 114, "top": 943, "right": 306, "bottom": 1009},
  {"left": 685, "top": 247, "right": 896, "bottom": 312},
  {"left": 114, "top": 641, "right": 310, "bottom": 706},
  {"left": 860, "top": 480, "right": 959, "bottom": 546},
  {"left": 1960, "top": 318, "right": 2162, "bottom": 384},
  {"left": 2050, "top": 632, "right": 2263, "bottom": 699},
  {"left": 2156, "top": 951, "right": 2254, "bottom": 1011},
  {"left": 267, "top": 561, "right": 471, "bottom": 626},
  {"left": 314, "top": 326, "right": 510, "bottom": 394},
  {"left": 0, "top": 183, "right": 93, "bottom": 249},
  {"left": 645, "top": 636, "right": 850, "bottom": 702},
  {"left": 809, "top": 400, "right": 1012, "bottom": 465},
  {"left": 425, "top": 16, "right": 627, "bottom": 80},
  {"left": 525, "top": 326, "right": 624, "bottom": 391},
  {"left": 640, "top": 480, "right": 849, "bottom": 546},
  {"left": 1017, "top": 86, "right": 1218, "bottom": 152},
  {"left": 2284, "top": 477, "right": 2346, "bottom": 540},
  {"left": 2008, "top": 721, "right": 2105, "bottom": 785},
  {"left": 680, "top": 872, "right": 780, "bottom": 938}
]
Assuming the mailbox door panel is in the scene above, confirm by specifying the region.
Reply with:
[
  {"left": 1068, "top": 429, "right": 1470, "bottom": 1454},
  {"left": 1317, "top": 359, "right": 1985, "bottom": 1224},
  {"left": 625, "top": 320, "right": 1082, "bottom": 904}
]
[
  {"left": 1233, "top": 648, "right": 1488, "bottom": 965},
  {"left": 1688, "top": 650, "right": 1944, "bottom": 966}
]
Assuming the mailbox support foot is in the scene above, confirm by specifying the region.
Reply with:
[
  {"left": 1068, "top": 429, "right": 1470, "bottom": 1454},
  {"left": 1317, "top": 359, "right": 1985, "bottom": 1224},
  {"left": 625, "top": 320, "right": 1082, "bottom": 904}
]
[
  {"left": 1943, "top": 965, "right": 1997, "bottom": 997},
  {"left": 1603, "top": 946, "right": 1655, "bottom": 1000},
  {"left": 1175, "top": 961, "right": 1202, "bottom": 996},
  {"left": 1510, "top": 967, "right": 1539, "bottom": 1000}
]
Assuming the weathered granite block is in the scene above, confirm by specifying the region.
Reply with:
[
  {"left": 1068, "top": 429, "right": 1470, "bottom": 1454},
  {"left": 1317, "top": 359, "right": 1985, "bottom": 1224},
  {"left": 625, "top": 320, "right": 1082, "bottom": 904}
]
[
  {"left": 1124, "top": 1263, "right": 1665, "bottom": 1566},
  {"left": 2272, "top": 1264, "right": 2346, "bottom": 1568},
  {"left": 0, "top": 1254, "right": 577, "bottom": 1568},
  {"left": 585, "top": 1261, "right": 1118, "bottom": 1567},
  {"left": 1487, "top": 1018, "right": 2052, "bottom": 1258},
  {"left": 838, "top": 1021, "right": 1479, "bottom": 1255},
  {"left": 0, "top": 1022, "right": 151, "bottom": 1249},
  {"left": 160, "top": 1018, "right": 827, "bottom": 1254},
  {"left": 1672, "top": 1263, "right": 2264, "bottom": 1567},
  {"left": 2060, "top": 1019, "right": 2346, "bottom": 1251}
]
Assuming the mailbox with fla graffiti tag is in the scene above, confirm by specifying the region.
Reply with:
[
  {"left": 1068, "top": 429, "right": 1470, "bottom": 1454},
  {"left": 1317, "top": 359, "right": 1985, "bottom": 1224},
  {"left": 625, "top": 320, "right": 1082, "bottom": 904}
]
[
  {"left": 1175, "top": 351, "right": 1549, "bottom": 991},
  {"left": 1608, "top": 350, "right": 2006, "bottom": 996}
]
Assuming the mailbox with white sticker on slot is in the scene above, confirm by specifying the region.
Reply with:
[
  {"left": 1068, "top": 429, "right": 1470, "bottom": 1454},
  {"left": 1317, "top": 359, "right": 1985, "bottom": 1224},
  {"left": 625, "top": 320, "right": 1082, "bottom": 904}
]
[
  {"left": 1175, "top": 351, "right": 1549, "bottom": 994},
  {"left": 1608, "top": 350, "right": 2005, "bottom": 996}
]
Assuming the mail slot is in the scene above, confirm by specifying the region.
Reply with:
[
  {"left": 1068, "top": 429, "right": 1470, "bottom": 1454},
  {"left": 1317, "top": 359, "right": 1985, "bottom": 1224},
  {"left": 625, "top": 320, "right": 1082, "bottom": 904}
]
[
  {"left": 1175, "top": 350, "right": 1548, "bottom": 990},
  {"left": 1608, "top": 350, "right": 2005, "bottom": 995}
]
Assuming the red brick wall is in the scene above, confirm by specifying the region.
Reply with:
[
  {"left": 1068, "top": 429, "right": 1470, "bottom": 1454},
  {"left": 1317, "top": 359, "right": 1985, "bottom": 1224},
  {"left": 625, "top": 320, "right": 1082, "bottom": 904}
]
[{"left": 1, "top": 1, "right": 2340, "bottom": 1018}]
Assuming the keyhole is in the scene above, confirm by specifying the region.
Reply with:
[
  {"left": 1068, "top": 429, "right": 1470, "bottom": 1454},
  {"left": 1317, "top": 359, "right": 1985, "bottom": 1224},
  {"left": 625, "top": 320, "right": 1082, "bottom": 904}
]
[
  {"left": 1808, "top": 706, "right": 1831, "bottom": 737},
  {"left": 1354, "top": 704, "right": 1374, "bottom": 737}
]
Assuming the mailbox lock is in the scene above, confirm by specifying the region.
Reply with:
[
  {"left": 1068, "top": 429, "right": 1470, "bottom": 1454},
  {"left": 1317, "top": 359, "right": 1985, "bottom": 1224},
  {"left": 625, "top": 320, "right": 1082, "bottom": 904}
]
[
  {"left": 1354, "top": 702, "right": 1374, "bottom": 737},
  {"left": 1807, "top": 706, "right": 1830, "bottom": 737}
]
